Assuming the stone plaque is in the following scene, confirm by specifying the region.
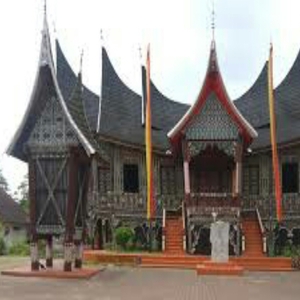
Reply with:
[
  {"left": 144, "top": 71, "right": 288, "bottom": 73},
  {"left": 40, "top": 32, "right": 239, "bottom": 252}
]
[{"left": 210, "top": 221, "right": 229, "bottom": 263}]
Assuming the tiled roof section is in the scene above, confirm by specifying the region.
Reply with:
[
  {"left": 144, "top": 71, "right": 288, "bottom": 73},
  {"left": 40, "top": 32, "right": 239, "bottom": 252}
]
[
  {"left": 98, "top": 47, "right": 188, "bottom": 150},
  {"left": 57, "top": 42, "right": 188, "bottom": 150},
  {"left": 0, "top": 188, "right": 28, "bottom": 225},
  {"left": 235, "top": 50, "right": 300, "bottom": 150},
  {"left": 9, "top": 67, "right": 55, "bottom": 161},
  {"left": 57, "top": 40, "right": 300, "bottom": 152},
  {"left": 252, "top": 116, "right": 300, "bottom": 150},
  {"left": 141, "top": 66, "right": 189, "bottom": 131},
  {"left": 66, "top": 73, "right": 108, "bottom": 160},
  {"left": 56, "top": 41, "right": 99, "bottom": 131},
  {"left": 234, "top": 63, "right": 270, "bottom": 128},
  {"left": 275, "top": 50, "right": 300, "bottom": 118}
]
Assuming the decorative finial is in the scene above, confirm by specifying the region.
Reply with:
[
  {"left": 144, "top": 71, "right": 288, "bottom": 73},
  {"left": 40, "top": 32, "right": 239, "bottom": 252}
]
[
  {"left": 138, "top": 45, "right": 142, "bottom": 63},
  {"left": 44, "top": 0, "right": 47, "bottom": 17},
  {"left": 211, "top": 0, "right": 215, "bottom": 41},
  {"left": 100, "top": 29, "right": 104, "bottom": 42},
  {"left": 80, "top": 49, "right": 84, "bottom": 74},
  {"left": 53, "top": 21, "right": 57, "bottom": 35}
]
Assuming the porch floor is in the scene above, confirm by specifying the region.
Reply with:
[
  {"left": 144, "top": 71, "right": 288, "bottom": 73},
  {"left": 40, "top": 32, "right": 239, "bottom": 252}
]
[
  {"left": 84, "top": 250, "right": 295, "bottom": 272},
  {"left": 1, "top": 260, "right": 102, "bottom": 279}
]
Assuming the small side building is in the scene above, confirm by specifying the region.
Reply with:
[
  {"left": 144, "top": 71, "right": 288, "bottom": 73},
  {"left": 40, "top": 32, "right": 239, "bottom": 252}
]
[{"left": 0, "top": 188, "right": 29, "bottom": 248}]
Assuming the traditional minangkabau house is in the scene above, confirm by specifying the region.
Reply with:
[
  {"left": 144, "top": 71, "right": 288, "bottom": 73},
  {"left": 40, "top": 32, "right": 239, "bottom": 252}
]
[{"left": 7, "top": 8, "right": 300, "bottom": 271}]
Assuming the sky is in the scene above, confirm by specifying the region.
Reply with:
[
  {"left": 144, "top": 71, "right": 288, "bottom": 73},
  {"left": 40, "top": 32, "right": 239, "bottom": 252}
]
[{"left": 1, "top": 0, "right": 300, "bottom": 194}]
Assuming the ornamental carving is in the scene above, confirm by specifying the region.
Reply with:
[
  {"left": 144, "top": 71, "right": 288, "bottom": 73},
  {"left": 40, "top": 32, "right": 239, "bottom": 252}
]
[
  {"left": 185, "top": 93, "right": 239, "bottom": 140},
  {"left": 28, "top": 96, "right": 78, "bottom": 146},
  {"left": 188, "top": 141, "right": 234, "bottom": 157}
]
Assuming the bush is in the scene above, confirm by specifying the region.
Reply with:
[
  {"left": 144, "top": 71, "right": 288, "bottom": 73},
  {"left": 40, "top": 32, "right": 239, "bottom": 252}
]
[
  {"left": 8, "top": 241, "right": 30, "bottom": 256},
  {"left": 0, "top": 237, "right": 6, "bottom": 255},
  {"left": 115, "top": 227, "right": 134, "bottom": 250}
]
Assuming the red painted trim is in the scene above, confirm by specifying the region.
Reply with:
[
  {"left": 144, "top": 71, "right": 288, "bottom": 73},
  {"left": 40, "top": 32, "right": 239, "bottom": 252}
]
[{"left": 170, "top": 46, "right": 253, "bottom": 147}]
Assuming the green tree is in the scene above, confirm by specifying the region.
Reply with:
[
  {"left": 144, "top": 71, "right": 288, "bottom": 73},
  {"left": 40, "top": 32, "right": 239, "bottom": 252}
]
[
  {"left": 16, "top": 174, "right": 29, "bottom": 213},
  {"left": 0, "top": 168, "right": 9, "bottom": 193}
]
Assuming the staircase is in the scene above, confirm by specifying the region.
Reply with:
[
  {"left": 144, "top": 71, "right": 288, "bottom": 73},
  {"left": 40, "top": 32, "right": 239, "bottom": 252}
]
[
  {"left": 164, "top": 215, "right": 185, "bottom": 255},
  {"left": 242, "top": 213, "right": 264, "bottom": 257}
]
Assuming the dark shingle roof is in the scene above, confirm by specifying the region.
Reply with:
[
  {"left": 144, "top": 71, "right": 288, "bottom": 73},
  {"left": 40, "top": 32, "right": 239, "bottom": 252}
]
[
  {"left": 235, "top": 51, "right": 300, "bottom": 150},
  {"left": 99, "top": 48, "right": 189, "bottom": 150},
  {"left": 234, "top": 63, "right": 269, "bottom": 128},
  {"left": 56, "top": 41, "right": 99, "bottom": 132},
  {"left": 57, "top": 42, "right": 188, "bottom": 150},
  {"left": 0, "top": 188, "right": 28, "bottom": 225},
  {"left": 66, "top": 73, "right": 108, "bottom": 160},
  {"left": 57, "top": 41, "right": 300, "bottom": 152}
]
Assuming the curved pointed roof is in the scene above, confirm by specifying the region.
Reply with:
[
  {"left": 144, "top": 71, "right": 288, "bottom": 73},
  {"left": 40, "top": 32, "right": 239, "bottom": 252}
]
[
  {"left": 234, "top": 49, "right": 300, "bottom": 150},
  {"left": 275, "top": 49, "right": 300, "bottom": 117},
  {"left": 56, "top": 41, "right": 100, "bottom": 131},
  {"left": 168, "top": 41, "right": 257, "bottom": 145},
  {"left": 7, "top": 12, "right": 96, "bottom": 161},
  {"left": 99, "top": 47, "right": 188, "bottom": 149},
  {"left": 57, "top": 42, "right": 188, "bottom": 150},
  {"left": 234, "top": 62, "right": 269, "bottom": 128}
]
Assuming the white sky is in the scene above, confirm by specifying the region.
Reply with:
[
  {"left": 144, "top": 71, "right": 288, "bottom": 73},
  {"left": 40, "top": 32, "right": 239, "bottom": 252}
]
[{"left": 1, "top": 0, "right": 300, "bottom": 193}]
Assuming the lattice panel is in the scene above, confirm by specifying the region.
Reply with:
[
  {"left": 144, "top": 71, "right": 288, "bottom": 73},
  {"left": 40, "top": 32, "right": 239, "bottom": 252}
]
[
  {"left": 188, "top": 141, "right": 234, "bottom": 157},
  {"left": 242, "top": 165, "right": 260, "bottom": 195},
  {"left": 160, "top": 166, "right": 176, "bottom": 195},
  {"left": 186, "top": 93, "right": 239, "bottom": 140},
  {"left": 35, "top": 157, "right": 68, "bottom": 231},
  {"left": 28, "top": 96, "right": 78, "bottom": 146},
  {"left": 98, "top": 166, "right": 112, "bottom": 194}
]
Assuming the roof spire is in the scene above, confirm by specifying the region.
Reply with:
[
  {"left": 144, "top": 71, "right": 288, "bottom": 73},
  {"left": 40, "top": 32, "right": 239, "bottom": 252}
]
[
  {"left": 209, "top": 0, "right": 216, "bottom": 52},
  {"left": 100, "top": 29, "right": 104, "bottom": 45},
  {"left": 138, "top": 45, "right": 143, "bottom": 64},
  {"left": 97, "top": 31, "right": 104, "bottom": 133},
  {"left": 80, "top": 49, "right": 84, "bottom": 74},
  {"left": 211, "top": 0, "right": 216, "bottom": 44},
  {"left": 44, "top": 0, "right": 47, "bottom": 18}
]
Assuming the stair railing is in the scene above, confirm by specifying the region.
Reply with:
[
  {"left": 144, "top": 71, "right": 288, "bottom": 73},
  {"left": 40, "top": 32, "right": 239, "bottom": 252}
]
[
  {"left": 242, "top": 234, "right": 246, "bottom": 253},
  {"left": 162, "top": 207, "right": 166, "bottom": 251},
  {"left": 256, "top": 207, "right": 267, "bottom": 253},
  {"left": 182, "top": 201, "right": 187, "bottom": 252}
]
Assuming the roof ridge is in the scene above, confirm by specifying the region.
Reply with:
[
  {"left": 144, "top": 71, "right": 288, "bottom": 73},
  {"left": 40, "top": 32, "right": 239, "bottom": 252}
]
[{"left": 234, "top": 61, "right": 268, "bottom": 103}]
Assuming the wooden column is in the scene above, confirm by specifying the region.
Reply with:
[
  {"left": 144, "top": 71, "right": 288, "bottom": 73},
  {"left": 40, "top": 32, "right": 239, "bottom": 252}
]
[
  {"left": 45, "top": 235, "right": 53, "bottom": 268},
  {"left": 29, "top": 158, "right": 39, "bottom": 271},
  {"left": 91, "top": 157, "right": 99, "bottom": 201},
  {"left": 182, "top": 140, "right": 191, "bottom": 204},
  {"left": 74, "top": 240, "right": 83, "bottom": 269},
  {"left": 235, "top": 142, "right": 243, "bottom": 196},
  {"left": 97, "top": 220, "right": 103, "bottom": 249},
  {"left": 64, "top": 150, "right": 78, "bottom": 272}
]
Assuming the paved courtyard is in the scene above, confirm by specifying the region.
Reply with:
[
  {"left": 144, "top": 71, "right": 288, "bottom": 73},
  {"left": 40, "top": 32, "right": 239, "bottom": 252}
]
[{"left": 0, "top": 259, "right": 300, "bottom": 300}]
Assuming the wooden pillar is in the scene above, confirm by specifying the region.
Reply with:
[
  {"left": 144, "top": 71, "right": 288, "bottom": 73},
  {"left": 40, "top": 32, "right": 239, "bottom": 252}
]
[
  {"left": 29, "top": 158, "right": 39, "bottom": 271},
  {"left": 97, "top": 220, "right": 103, "bottom": 249},
  {"left": 91, "top": 157, "right": 99, "bottom": 201},
  {"left": 64, "top": 150, "right": 78, "bottom": 272},
  {"left": 235, "top": 142, "right": 243, "bottom": 196},
  {"left": 74, "top": 240, "right": 83, "bottom": 269},
  {"left": 182, "top": 140, "right": 191, "bottom": 204},
  {"left": 45, "top": 235, "right": 53, "bottom": 268},
  {"left": 232, "top": 165, "right": 236, "bottom": 195}
]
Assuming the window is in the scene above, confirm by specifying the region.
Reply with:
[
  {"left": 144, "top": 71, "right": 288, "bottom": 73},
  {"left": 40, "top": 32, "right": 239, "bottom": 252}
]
[
  {"left": 282, "top": 162, "right": 299, "bottom": 193},
  {"left": 123, "top": 164, "right": 139, "bottom": 193},
  {"left": 243, "top": 165, "right": 259, "bottom": 195}
]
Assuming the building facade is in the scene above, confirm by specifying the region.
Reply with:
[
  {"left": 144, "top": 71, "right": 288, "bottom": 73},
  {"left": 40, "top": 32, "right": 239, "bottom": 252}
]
[{"left": 7, "top": 11, "right": 300, "bottom": 270}]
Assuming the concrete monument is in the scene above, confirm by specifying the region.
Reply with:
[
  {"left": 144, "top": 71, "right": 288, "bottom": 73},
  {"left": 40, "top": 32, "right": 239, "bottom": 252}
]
[{"left": 210, "top": 220, "right": 229, "bottom": 263}]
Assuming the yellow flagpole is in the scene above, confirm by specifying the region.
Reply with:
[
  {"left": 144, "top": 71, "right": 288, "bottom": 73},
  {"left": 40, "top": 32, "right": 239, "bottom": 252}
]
[
  {"left": 268, "top": 44, "right": 282, "bottom": 223},
  {"left": 145, "top": 44, "right": 153, "bottom": 221}
]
